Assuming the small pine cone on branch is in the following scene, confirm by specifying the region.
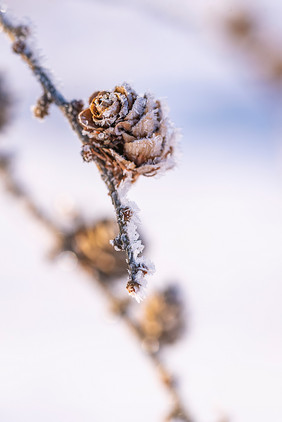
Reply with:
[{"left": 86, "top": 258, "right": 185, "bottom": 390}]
[
  {"left": 72, "top": 219, "right": 127, "bottom": 280},
  {"left": 141, "top": 285, "right": 186, "bottom": 350},
  {"left": 32, "top": 92, "right": 53, "bottom": 119},
  {"left": 78, "top": 83, "right": 178, "bottom": 183}
]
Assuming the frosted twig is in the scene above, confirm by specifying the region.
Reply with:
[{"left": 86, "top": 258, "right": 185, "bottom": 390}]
[
  {"left": 0, "top": 151, "right": 193, "bottom": 421},
  {"left": 0, "top": 9, "right": 150, "bottom": 300}
]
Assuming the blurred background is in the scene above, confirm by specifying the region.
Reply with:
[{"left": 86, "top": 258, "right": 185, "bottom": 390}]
[{"left": 1, "top": 0, "right": 282, "bottom": 421}]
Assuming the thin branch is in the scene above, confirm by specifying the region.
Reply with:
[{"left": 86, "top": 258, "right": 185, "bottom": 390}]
[
  {"left": 0, "top": 8, "right": 194, "bottom": 420},
  {"left": 0, "top": 151, "right": 193, "bottom": 422},
  {"left": 0, "top": 9, "right": 150, "bottom": 300},
  {"left": 0, "top": 154, "right": 58, "bottom": 235}
]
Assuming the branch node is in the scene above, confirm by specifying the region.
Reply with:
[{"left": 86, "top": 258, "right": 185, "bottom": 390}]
[
  {"left": 110, "top": 234, "right": 126, "bottom": 251},
  {"left": 81, "top": 143, "right": 95, "bottom": 162},
  {"left": 14, "top": 24, "right": 30, "bottom": 39},
  {"left": 33, "top": 92, "right": 53, "bottom": 119},
  {"left": 12, "top": 38, "right": 26, "bottom": 54},
  {"left": 120, "top": 206, "right": 133, "bottom": 223}
]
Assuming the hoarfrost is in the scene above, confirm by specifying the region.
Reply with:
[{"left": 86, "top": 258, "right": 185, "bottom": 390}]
[
  {"left": 128, "top": 278, "right": 148, "bottom": 303},
  {"left": 109, "top": 238, "right": 123, "bottom": 251},
  {"left": 116, "top": 180, "right": 155, "bottom": 303}
]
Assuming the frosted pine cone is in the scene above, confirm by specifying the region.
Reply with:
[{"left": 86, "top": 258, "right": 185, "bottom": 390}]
[{"left": 78, "top": 83, "right": 178, "bottom": 183}]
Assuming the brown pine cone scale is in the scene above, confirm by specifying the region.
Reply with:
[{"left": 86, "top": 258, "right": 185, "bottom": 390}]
[{"left": 78, "top": 83, "right": 178, "bottom": 182}]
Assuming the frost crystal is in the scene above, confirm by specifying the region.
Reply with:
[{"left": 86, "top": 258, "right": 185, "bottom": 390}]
[
  {"left": 128, "top": 278, "right": 148, "bottom": 303},
  {"left": 117, "top": 181, "right": 155, "bottom": 302}
]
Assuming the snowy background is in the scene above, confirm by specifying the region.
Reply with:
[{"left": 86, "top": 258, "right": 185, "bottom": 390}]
[{"left": 1, "top": 0, "right": 282, "bottom": 421}]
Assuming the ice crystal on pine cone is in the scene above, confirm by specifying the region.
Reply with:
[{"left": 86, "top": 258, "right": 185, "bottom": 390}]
[{"left": 79, "top": 83, "right": 178, "bottom": 183}]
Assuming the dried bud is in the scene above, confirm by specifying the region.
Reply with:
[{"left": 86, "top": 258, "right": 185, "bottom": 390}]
[
  {"left": 224, "top": 10, "right": 282, "bottom": 87},
  {"left": 72, "top": 219, "right": 127, "bottom": 280},
  {"left": 141, "top": 285, "right": 186, "bottom": 347},
  {"left": 78, "top": 83, "right": 178, "bottom": 182},
  {"left": 120, "top": 206, "right": 133, "bottom": 222},
  {"left": 70, "top": 99, "right": 84, "bottom": 114},
  {"left": 225, "top": 11, "right": 255, "bottom": 40},
  {"left": 33, "top": 92, "right": 53, "bottom": 119},
  {"left": 81, "top": 144, "right": 94, "bottom": 162},
  {"left": 165, "top": 407, "right": 192, "bottom": 422},
  {"left": 14, "top": 24, "right": 30, "bottom": 39},
  {"left": 12, "top": 39, "right": 26, "bottom": 54}
]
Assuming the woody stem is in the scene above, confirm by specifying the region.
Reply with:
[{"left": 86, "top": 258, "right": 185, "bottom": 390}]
[
  {"left": 101, "top": 168, "right": 144, "bottom": 288},
  {"left": 0, "top": 10, "right": 146, "bottom": 292}
]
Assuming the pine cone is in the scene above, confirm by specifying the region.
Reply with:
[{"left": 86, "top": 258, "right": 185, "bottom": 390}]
[
  {"left": 73, "top": 219, "right": 127, "bottom": 280},
  {"left": 56, "top": 219, "right": 127, "bottom": 281},
  {"left": 78, "top": 83, "right": 178, "bottom": 182},
  {"left": 141, "top": 285, "right": 186, "bottom": 348}
]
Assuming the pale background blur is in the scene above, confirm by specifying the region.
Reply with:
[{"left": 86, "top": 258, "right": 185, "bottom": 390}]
[{"left": 1, "top": 0, "right": 282, "bottom": 421}]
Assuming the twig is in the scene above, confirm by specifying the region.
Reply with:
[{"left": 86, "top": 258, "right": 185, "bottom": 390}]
[
  {"left": 0, "top": 9, "right": 150, "bottom": 300},
  {"left": 0, "top": 8, "right": 194, "bottom": 420},
  {"left": 0, "top": 151, "right": 193, "bottom": 422},
  {"left": 223, "top": 8, "right": 282, "bottom": 87},
  {"left": 0, "top": 154, "right": 58, "bottom": 235}
]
